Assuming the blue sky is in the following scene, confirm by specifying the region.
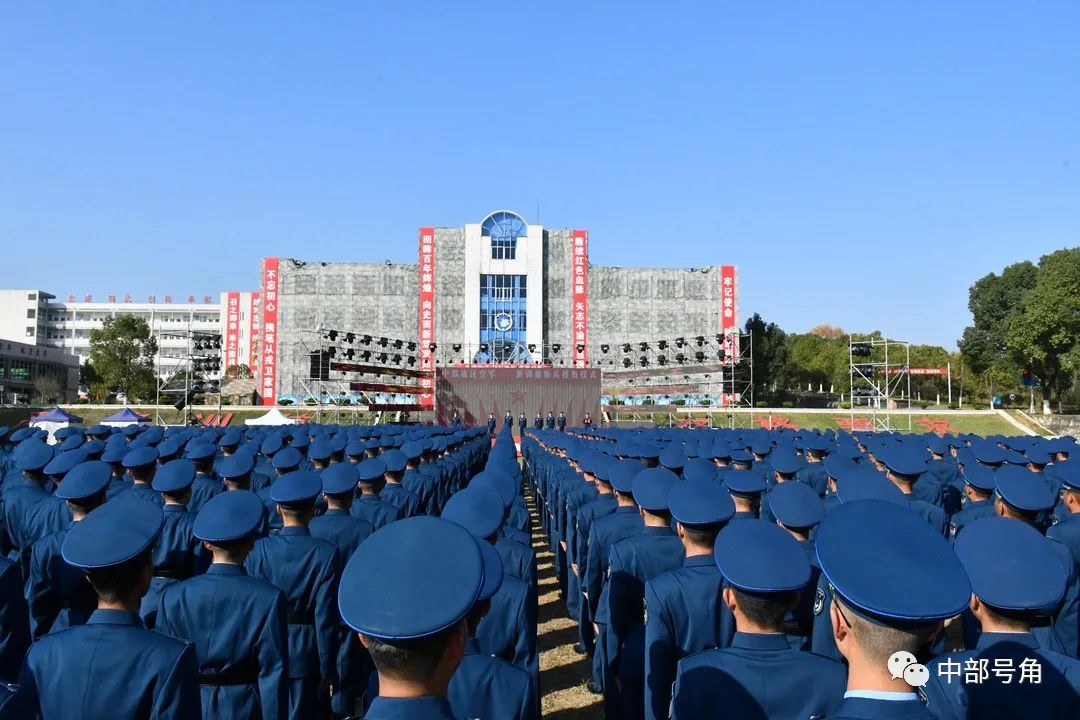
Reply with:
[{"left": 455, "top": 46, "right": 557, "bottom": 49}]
[{"left": 2, "top": 2, "right": 1077, "bottom": 349}]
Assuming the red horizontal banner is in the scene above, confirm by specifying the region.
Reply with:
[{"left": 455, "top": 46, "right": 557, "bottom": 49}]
[
  {"left": 329, "top": 361, "right": 434, "bottom": 379},
  {"left": 885, "top": 367, "right": 949, "bottom": 376},
  {"left": 367, "top": 404, "right": 425, "bottom": 412}
]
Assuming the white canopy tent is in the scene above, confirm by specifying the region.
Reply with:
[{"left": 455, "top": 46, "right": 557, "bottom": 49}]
[
  {"left": 244, "top": 407, "right": 298, "bottom": 426},
  {"left": 29, "top": 407, "right": 85, "bottom": 444}
]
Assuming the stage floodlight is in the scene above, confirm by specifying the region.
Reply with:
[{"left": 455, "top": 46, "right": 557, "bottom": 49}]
[
  {"left": 362, "top": 334, "right": 372, "bottom": 344},
  {"left": 452, "top": 344, "right": 462, "bottom": 352},
  {"left": 623, "top": 358, "right": 632, "bottom": 368},
  {"left": 378, "top": 353, "right": 388, "bottom": 363},
  {"left": 407, "top": 341, "right": 417, "bottom": 351},
  {"left": 639, "top": 355, "right": 649, "bottom": 366},
  {"left": 392, "top": 354, "right": 402, "bottom": 364},
  {"left": 658, "top": 340, "right": 668, "bottom": 350},
  {"left": 479, "top": 343, "right": 489, "bottom": 353},
  {"left": 361, "top": 350, "right": 372, "bottom": 361},
  {"left": 658, "top": 355, "right": 667, "bottom": 365},
  {"left": 675, "top": 353, "right": 686, "bottom": 364},
  {"left": 695, "top": 351, "right": 706, "bottom": 362},
  {"left": 695, "top": 336, "right": 705, "bottom": 346},
  {"left": 428, "top": 343, "right": 437, "bottom": 352},
  {"left": 378, "top": 337, "right": 388, "bottom": 347},
  {"left": 328, "top": 330, "right": 338, "bottom": 342},
  {"left": 576, "top": 344, "right": 585, "bottom": 353},
  {"left": 551, "top": 344, "right": 561, "bottom": 354},
  {"left": 639, "top": 342, "right": 648, "bottom": 351},
  {"left": 527, "top": 343, "right": 536, "bottom": 352},
  {"left": 600, "top": 344, "right": 609, "bottom": 353},
  {"left": 345, "top": 333, "right": 355, "bottom": 344},
  {"left": 675, "top": 337, "right": 686, "bottom": 348},
  {"left": 327, "top": 347, "right": 337, "bottom": 358},
  {"left": 345, "top": 349, "right": 355, "bottom": 360},
  {"left": 408, "top": 356, "right": 417, "bottom": 366}
]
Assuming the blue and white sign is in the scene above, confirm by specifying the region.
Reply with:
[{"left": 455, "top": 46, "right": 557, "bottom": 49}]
[{"left": 494, "top": 312, "right": 514, "bottom": 332}]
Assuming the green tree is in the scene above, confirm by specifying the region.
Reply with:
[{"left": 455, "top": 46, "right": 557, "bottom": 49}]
[
  {"left": 225, "top": 363, "right": 253, "bottom": 379},
  {"left": 88, "top": 316, "right": 158, "bottom": 403},
  {"left": 958, "top": 261, "right": 1037, "bottom": 374},
  {"left": 1006, "top": 249, "right": 1080, "bottom": 408},
  {"left": 743, "top": 313, "right": 791, "bottom": 404}
]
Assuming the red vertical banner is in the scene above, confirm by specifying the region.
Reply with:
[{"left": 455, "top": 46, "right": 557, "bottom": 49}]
[
  {"left": 249, "top": 292, "right": 261, "bottom": 370},
  {"left": 418, "top": 228, "right": 436, "bottom": 408},
  {"left": 260, "top": 259, "right": 280, "bottom": 406},
  {"left": 571, "top": 230, "right": 589, "bottom": 368},
  {"left": 224, "top": 291, "right": 240, "bottom": 371},
  {"left": 720, "top": 264, "right": 737, "bottom": 358}
]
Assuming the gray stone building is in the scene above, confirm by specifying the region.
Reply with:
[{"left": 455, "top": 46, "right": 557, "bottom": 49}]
[{"left": 262, "top": 210, "right": 737, "bottom": 404}]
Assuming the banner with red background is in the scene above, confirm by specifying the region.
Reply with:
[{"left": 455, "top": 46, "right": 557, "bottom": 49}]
[
  {"left": 259, "top": 259, "right": 280, "bottom": 406},
  {"left": 418, "top": 228, "right": 436, "bottom": 408},
  {"left": 571, "top": 230, "right": 588, "bottom": 368}
]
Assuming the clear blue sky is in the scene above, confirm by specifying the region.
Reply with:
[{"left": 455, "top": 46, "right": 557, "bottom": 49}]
[{"left": 2, "top": 3, "right": 1078, "bottom": 349}]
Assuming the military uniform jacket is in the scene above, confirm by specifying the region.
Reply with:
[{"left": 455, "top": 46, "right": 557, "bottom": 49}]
[
  {"left": 309, "top": 509, "right": 373, "bottom": 566},
  {"left": 448, "top": 638, "right": 537, "bottom": 720},
  {"left": 380, "top": 483, "right": 421, "bottom": 519},
  {"left": 495, "top": 535, "right": 538, "bottom": 600},
  {"left": 156, "top": 564, "right": 290, "bottom": 720},
  {"left": 361, "top": 696, "right": 457, "bottom": 720},
  {"left": 142, "top": 505, "right": 208, "bottom": 627},
  {"left": 643, "top": 554, "right": 734, "bottom": 720},
  {"left": 476, "top": 571, "right": 538, "bottom": 689},
  {"left": 949, "top": 499, "right": 997, "bottom": 541},
  {"left": 189, "top": 472, "right": 221, "bottom": 513},
  {"left": 119, "top": 482, "right": 164, "bottom": 507},
  {"left": 797, "top": 462, "right": 829, "bottom": 497},
  {"left": 26, "top": 527, "right": 97, "bottom": 641},
  {"left": 19, "top": 608, "right": 201, "bottom": 720},
  {"left": 670, "top": 632, "right": 847, "bottom": 720},
  {"left": 604, "top": 528, "right": 685, "bottom": 679},
  {"left": 244, "top": 527, "right": 339, "bottom": 681},
  {"left": 830, "top": 695, "right": 936, "bottom": 720},
  {"left": 923, "top": 632, "right": 1080, "bottom": 720},
  {"left": 0, "top": 555, "right": 29, "bottom": 684},
  {"left": 1, "top": 480, "right": 49, "bottom": 559},
  {"left": 585, "top": 507, "right": 644, "bottom": 618},
  {"left": 22, "top": 495, "right": 71, "bottom": 551},
  {"left": 350, "top": 494, "right": 404, "bottom": 531}
]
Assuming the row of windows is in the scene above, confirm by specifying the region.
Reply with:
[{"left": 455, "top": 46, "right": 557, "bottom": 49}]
[
  {"left": 491, "top": 237, "right": 516, "bottom": 260},
  {"left": 479, "top": 274, "right": 527, "bottom": 300}
]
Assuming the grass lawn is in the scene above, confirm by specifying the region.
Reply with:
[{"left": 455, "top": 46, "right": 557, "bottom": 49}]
[{"left": 727, "top": 412, "right": 1018, "bottom": 435}]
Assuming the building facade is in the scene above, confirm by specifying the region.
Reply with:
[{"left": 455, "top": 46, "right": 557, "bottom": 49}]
[
  {"left": 0, "top": 338, "right": 80, "bottom": 404},
  {"left": 262, "top": 210, "right": 738, "bottom": 405},
  {"left": 0, "top": 291, "right": 260, "bottom": 381}
]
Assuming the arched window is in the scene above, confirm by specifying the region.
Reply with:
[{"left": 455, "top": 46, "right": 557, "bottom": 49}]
[{"left": 481, "top": 211, "right": 527, "bottom": 260}]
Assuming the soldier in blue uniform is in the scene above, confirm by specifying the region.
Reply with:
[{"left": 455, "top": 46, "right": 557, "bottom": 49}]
[
  {"left": 442, "top": 487, "right": 538, "bottom": 697},
  {"left": 25, "top": 460, "right": 111, "bottom": 640},
  {"left": 767, "top": 479, "right": 825, "bottom": 644},
  {"left": 518, "top": 412, "right": 528, "bottom": 435},
  {"left": 141, "top": 459, "right": 206, "bottom": 627},
  {"left": 948, "top": 463, "right": 997, "bottom": 541},
  {"left": 534, "top": 412, "right": 543, "bottom": 430},
  {"left": 352, "top": 458, "right": 405, "bottom": 531},
  {"left": 18, "top": 497, "right": 201, "bottom": 719},
  {"left": 0, "top": 551, "right": 28, "bottom": 684},
  {"left": 816, "top": 500, "right": 972, "bottom": 720},
  {"left": 584, "top": 459, "right": 645, "bottom": 694},
  {"left": 447, "top": 539, "right": 536, "bottom": 719},
  {"left": 487, "top": 413, "right": 497, "bottom": 436},
  {"left": 757, "top": 451, "right": 805, "bottom": 524},
  {"left": 643, "top": 479, "right": 734, "bottom": 720},
  {"left": 671, "top": 519, "right": 847, "bottom": 720},
  {"left": 723, "top": 468, "right": 766, "bottom": 519},
  {"left": 156, "top": 490, "right": 288, "bottom": 720},
  {"left": 923, "top": 516, "right": 1080, "bottom": 719},
  {"left": 603, "top": 466, "right": 684, "bottom": 720},
  {"left": 504, "top": 411, "right": 513, "bottom": 431},
  {"left": 100, "top": 443, "right": 132, "bottom": 498},
  {"left": 380, "top": 449, "right": 421, "bottom": 518},
  {"left": 1, "top": 440, "right": 53, "bottom": 561},
  {"left": 557, "top": 411, "right": 567, "bottom": 431},
  {"left": 338, "top": 516, "right": 485, "bottom": 720},
  {"left": 880, "top": 447, "right": 948, "bottom": 536},
  {"left": 546, "top": 412, "right": 556, "bottom": 430},
  {"left": 573, "top": 457, "right": 624, "bottom": 656},
  {"left": 796, "top": 436, "right": 831, "bottom": 496},
  {"left": 1049, "top": 462, "right": 1080, "bottom": 578},
  {"left": 993, "top": 467, "right": 1079, "bottom": 657},
  {"left": 119, "top": 446, "right": 164, "bottom": 506},
  {"left": 245, "top": 471, "right": 340, "bottom": 719},
  {"left": 311, "top": 462, "right": 375, "bottom": 718},
  {"left": 23, "top": 449, "right": 85, "bottom": 545},
  {"left": 185, "top": 442, "right": 222, "bottom": 512}
]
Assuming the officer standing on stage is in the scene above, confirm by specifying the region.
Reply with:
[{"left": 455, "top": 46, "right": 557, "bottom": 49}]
[
  {"left": 546, "top": 412, "right": 556, "bottom": 430},
  {"left": 338, "top": 516, "right": 485, "bottom": 720},
  {"left": 245, "top": 471, "right": 340, "bottom": 718},
  {"left": 816, "top": 500, "right": 972, "bottom": 720},
  {"left": 518, "top": 412, "right": 527, "bottom": 435},
  {"left": 583, "top": 412, "right": 593, "bottom": 428},
  {"left": 155, "top": 490, "right": 289, "bottom": 720},
  {"left": 534, "top": 412, "right": 544, "bottom": 430},
  {"left": 923, "top": 516, "right": 1080, "bottom": 719},
  {"left": 487, "top": 413, "right": 497, "bottom": 436},
  {"left": 557, "top": 411, "right": 567, "bottom": 431},
  {"left": 18, "top": 497, "right": 201, "bottom": 719},
  {"left": 504, "top": 411, "right": 513, "bottom": 431},
  {"left": 670, "top": 519, "right": 847, "bottom": 720},
  {"left": 643, "top": 480, "right": 735, "bottom": 720}
]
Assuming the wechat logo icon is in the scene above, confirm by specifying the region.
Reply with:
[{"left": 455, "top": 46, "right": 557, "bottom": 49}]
[{"left": 888, "top": 650, "right": 930, "bottom": 688}]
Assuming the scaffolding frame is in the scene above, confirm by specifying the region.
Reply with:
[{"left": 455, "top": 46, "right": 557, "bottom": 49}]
[
  {"left": 154, "top": 327, "right": 222, "bottom": 426},
  {"left": 848, "top": 334, "right": 912, "bottom": 432},
  {"left": 721, "top": 330, "right": 754, "bottom": 429}
]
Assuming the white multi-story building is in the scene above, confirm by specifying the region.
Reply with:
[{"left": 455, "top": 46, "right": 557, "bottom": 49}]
[{"left": 0, "top": 290, "right": 260, "bottom": 379}]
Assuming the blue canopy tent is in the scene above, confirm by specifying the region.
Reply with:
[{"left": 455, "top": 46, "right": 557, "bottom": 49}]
[
  {"left": 30, "top": 406, "right": 85, "bottom": 443},
  {"left": 100, "top": 407, "right": 152, "bottom": 427}
]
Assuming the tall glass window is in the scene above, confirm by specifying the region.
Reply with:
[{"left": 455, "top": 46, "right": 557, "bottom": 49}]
[
  {"left": 478, "top": 274, "right": 530, "bottom": 363},
  {"left": 482, "top": 211, "right": 527, "bottom": 261}
]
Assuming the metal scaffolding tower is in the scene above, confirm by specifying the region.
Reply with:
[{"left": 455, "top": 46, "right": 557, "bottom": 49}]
[{"left": 848, "top": 334, "right": 912, "bottom": 432}]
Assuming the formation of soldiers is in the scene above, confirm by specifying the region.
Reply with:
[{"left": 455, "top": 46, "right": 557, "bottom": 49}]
[
  {"left": 524, "top": 425, "right": 1080, "bottom": 720},
  {"left": 0, "top": 421, "right": 535, "bottom": 720},
  {"left": 1, "top": 418, "right": 1079, "bottom": 719}
]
